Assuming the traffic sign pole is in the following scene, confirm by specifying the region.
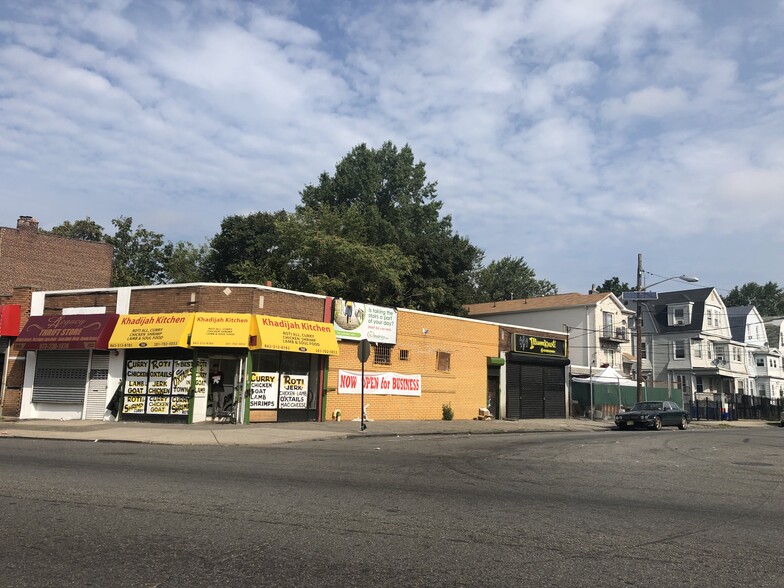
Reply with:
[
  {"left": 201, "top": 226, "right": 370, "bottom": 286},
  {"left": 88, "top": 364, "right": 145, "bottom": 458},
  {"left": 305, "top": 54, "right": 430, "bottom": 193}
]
[{"left": 357, "top": 339, "right": 371, "bottom": 431}]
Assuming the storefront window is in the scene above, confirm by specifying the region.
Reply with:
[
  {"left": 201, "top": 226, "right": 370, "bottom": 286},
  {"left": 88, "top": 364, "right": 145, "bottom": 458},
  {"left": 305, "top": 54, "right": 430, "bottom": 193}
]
[
  {"left": 254, "top": 349, "right": 280, "bottom": 372},
  {"left": 249, "top": 350, "right": 319, "bottom": 418}
]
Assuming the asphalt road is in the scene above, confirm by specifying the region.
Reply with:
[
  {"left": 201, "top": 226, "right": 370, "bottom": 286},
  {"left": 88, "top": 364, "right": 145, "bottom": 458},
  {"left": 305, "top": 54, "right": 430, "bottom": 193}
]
[{"left": 1, "top": 428, "right": 783, "bottom": 587}]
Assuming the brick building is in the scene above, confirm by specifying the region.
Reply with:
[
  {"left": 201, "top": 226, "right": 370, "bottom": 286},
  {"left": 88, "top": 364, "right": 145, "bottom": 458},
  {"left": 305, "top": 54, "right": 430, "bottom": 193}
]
[
  {"left": 13, "top": 284, "right": 570, "bottom": 423},
  {"left": 0, "top": 216, "right": 113, "bottom": 416},
  {"left": 327, "top": 308, "right": 500, "bottom": 421}
]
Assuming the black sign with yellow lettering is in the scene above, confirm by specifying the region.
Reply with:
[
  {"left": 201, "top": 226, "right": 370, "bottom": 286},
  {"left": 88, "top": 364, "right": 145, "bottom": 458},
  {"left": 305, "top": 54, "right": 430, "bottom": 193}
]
[{"left": 512, "top": 334, "right": 567, "bottom": 357}]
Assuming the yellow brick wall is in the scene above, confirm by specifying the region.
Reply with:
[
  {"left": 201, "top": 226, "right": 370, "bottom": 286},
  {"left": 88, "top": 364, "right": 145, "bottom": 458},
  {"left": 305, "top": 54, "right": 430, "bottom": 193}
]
[{"left": 324, "top": 309, "right": 499, "bottom": 421}]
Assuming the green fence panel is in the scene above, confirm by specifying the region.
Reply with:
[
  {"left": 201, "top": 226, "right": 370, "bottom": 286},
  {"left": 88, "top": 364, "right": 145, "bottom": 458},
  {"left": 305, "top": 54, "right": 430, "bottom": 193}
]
[{"left": 572, "top": 382, "right": 683, "bottom": 412}]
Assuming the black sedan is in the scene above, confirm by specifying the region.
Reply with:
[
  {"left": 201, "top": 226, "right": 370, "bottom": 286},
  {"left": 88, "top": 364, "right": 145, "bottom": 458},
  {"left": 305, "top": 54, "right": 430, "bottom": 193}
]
[{"left": 615, "top": 401, "right": 690, "bottom": 430}]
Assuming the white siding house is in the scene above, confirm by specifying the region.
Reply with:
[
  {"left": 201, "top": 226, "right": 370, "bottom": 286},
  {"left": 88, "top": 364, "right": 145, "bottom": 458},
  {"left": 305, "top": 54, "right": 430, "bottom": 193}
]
[{"left": 466, "top": 292, "right": 635, "bottom": 378}]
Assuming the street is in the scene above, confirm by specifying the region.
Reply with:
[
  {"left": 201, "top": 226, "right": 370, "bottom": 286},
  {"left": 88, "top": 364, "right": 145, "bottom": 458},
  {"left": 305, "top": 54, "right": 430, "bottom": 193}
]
[{"left": 1, "top": 428, "right": 783, "bottom": 587}]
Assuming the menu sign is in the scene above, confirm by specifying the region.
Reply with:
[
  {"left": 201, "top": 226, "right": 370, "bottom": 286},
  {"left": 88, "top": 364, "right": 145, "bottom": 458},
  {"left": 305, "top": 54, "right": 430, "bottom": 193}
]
[
  {"left": 122, "top": 358, "right": 206, "bottom": 416},
  {"left": 279, "top": 374, "right": 308, "bottom": 409},
  {"left": 147, "top": 360, "right": 173, "bottom": 394},
  {"left": 173, "top": 359, "right": 207, "bottom": 396},
  {"left": 146, "top": 395, "right": 171, "bottom": 414},
  {"left": 123, "top": 360, "right": 149, "bottom": 413},
  {"left": 250, "top": 372, "right": 278, "bottom": 409}
]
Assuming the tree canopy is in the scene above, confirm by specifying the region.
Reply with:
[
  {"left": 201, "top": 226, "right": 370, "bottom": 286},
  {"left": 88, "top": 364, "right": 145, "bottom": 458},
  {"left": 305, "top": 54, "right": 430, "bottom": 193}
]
[
  {"left": 471, "top": 256, "right": 557, "bottom": 303},
  {"left": 49, "top": 217, "right": 105, "bottom": 241},
  {"left": 49, "top": 142, "right": 557, "bottom": 312},
  {"left": 51, "top": 216, "right": 207, "bottom": 287},
  {"left": 296, "top": 141, "right": 483, "bottom": 313},
  {"left": 207, "top": 141, "right": 485, "bottom": 314},
  {"left": 203, "top": 210, "right": 291, "bottom": 285},
  {"left": 722, "top": 282, "right": 784, "bottom": 317},
  {"left": 595, "top": 277, "right": 631, "bottom": 298}
]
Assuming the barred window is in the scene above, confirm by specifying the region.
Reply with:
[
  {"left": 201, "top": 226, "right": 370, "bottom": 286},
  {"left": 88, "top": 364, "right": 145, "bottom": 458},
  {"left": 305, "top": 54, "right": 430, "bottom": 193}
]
[
  {"left": 437, "top": 351, "right": 451, "bottom": 372},
  {"left": 399, "top": 349, "right": 410, "bottom": 361},
  {"left": 374, "top": 344, "right": 392, "bottom": 366}
]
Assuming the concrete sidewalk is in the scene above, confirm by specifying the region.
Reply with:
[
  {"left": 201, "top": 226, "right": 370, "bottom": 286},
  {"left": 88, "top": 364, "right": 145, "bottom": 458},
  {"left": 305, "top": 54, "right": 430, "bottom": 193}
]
[{"left": 0, "top": 416, "right": 775, "bottom": 447}]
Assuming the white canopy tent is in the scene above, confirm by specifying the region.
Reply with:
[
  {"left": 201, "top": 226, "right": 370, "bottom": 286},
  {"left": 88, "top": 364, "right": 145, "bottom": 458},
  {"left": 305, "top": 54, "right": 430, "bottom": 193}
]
[{"left": 572, "top": 366, "right": 637, "bottom": 387}]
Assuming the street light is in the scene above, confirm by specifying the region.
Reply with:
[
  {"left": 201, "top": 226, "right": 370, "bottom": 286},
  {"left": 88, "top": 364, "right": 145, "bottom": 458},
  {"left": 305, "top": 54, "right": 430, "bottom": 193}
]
[{"left": 634, "top": 254, "right": 699, "bottom": 402}]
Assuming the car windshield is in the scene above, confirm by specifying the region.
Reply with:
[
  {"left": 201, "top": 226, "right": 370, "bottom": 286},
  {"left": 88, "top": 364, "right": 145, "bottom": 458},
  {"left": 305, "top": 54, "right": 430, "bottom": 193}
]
[{"left": 632, "top": 402, "right": 663, "bottom": 411}]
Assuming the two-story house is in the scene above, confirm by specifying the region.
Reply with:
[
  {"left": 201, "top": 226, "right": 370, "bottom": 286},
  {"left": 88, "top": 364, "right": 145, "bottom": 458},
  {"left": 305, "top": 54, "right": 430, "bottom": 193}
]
[
  {"left": 754, "top": 317, "right": 782, "bottom": 398},
  {"left": 629, "top": 287, "right": 747, "bottom": 405},
  {"left": 466, "top": 292, "right": 635, "bottom": 378},
  {"left": 728, "top": 306, "right": 768, "bottom": 397}
]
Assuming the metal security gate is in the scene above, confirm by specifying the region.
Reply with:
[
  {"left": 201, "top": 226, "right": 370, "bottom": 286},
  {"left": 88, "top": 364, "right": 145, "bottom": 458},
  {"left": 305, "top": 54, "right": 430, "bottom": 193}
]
[
  {"left": 542, "top": 365, "right": 565, "bottom": 418},
  {"left": 520, "top": 364, "right": 543, "bottom": 418},
  {"left": 506, "top": 358, "right": 567, "bottom": 419},
  {"left": 32, "top": 351, "right": 90, "bottom": 404},
  {"left": 84, "top": 352, "right": 110, "bottom": 419}
]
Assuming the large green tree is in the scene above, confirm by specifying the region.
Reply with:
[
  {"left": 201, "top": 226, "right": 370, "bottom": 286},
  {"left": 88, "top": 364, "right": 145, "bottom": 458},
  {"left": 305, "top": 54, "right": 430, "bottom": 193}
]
[
  {"left": 209, "top": 142, "right": 484, "bottom": 314},
  {"left": 595, "top": 277, "right": 631, "bottom": 298},
  {"left": 294, "top": 141, "right": 483, "bottom": 314},
  {"left": 723, "top": 282, "right": 784, "bottom": 317},
  {"left": 471, "top": 256, "right": 557, "bottom": 303}
]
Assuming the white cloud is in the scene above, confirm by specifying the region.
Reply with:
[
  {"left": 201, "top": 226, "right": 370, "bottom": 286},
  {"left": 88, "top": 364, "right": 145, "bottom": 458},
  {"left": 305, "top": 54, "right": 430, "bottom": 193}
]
[
  {"left": 603, "top": 86, "right": 690, "bottom": 119},
  {"left": 0, "top": 0, "right": 783, "bottom": 294}
]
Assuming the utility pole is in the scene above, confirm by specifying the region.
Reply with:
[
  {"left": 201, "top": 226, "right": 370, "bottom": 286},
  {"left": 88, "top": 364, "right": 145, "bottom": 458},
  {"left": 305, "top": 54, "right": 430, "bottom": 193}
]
[{"left": 636, "top": 253, "right": 644, "bottom": 403}]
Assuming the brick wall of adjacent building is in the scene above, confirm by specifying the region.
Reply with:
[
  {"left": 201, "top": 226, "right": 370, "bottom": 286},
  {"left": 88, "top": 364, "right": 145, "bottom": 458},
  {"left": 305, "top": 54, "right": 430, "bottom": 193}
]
[
  {"left": 325, "top": 309, "right": 499, "bottom": 421},
  {"left": 128, "top": 285, "right": 325, "bottom": 321},
  {"left": 0, "top": 216, "right": 113, "bottom": 297},
  {"left": 39, "top": 290, "right": 119, "bottom": 315},
  {"left": 1, "top": 286, "right": 37, "bottom": 417},
  {"left": 0, "top": 215, "right": 112, "bottom": 418}
]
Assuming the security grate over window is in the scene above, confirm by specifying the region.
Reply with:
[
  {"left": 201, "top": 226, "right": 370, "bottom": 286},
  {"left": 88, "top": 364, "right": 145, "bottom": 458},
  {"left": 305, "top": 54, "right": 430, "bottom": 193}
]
[
  {"left": 437, "top": 351, "right": 451, "bottom": 372},
  {"left": 374, "top": 344, "right": 392, "bottom": 366},
  {"left": 399, "top": 349, "right": 410, "bottom": 361}
]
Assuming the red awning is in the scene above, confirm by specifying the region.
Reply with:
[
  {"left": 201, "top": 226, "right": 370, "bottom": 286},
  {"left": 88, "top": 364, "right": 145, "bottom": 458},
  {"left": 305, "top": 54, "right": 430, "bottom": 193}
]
[
  {"left": 14, "top": 314, "right": 119, "bottom": 351},
  {"left": 0, "top": 305, "right": 21, "bottom": 337}
]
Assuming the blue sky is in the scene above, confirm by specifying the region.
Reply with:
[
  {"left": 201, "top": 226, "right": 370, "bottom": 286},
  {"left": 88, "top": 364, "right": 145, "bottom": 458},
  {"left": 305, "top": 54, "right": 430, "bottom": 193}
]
[{"left": 1, "top": 0, "right": 783, "bottom": 296}]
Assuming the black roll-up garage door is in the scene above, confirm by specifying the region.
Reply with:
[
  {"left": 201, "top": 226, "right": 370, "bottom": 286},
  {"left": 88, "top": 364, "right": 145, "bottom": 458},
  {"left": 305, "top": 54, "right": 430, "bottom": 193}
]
[
  {"left": 542, "top": 364, "right": 566, "bottom": 418},
  {"left": 506, "top": 354, "right": 567, "bottom": 419},
  {"left": 520, "top": 364, "right": 543, "bottom": 418},
  {"left": 506, "top": 362, "right": 522, "bottom": 419}
]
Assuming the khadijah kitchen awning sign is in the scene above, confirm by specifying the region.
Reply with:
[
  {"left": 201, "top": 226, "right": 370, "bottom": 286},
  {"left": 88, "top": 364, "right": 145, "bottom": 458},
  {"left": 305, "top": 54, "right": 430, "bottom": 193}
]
[
  {"left": 109, "top": 314, "right": 195, "bottom": 349},
  {"left": 15, "top": 314, "right": 119, "bottom": 351},
  {"left": 253, "top": 316, "right": 339, "bottom": 355},
  {"left": 189, "top": 313, "right": 258, "bottom": 348}
]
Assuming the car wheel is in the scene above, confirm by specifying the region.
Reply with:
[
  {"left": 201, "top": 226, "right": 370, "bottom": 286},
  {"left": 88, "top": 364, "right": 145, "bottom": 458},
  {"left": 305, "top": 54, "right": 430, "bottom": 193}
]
[
  {"left": 652, "top": 416, "right": 662, "bottom": 431},
  {"left": 678, "top": 416, "right": 688, "bottom": 430}
]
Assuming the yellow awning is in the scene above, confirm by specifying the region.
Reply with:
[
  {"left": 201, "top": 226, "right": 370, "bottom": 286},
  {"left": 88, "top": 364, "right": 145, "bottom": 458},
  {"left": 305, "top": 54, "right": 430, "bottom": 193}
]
[
  {"left": 109, "top": 314, "right": 195, "bottom": 349},
  {"left": 253, "top": 315, "right": 339, "bottom": 355},
  {"left": 190, "top": 313, "right": 258, "bottom": 347}
]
